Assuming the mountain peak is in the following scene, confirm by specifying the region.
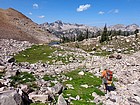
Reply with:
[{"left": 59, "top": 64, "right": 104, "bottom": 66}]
[
  {"left": 5, "top": 8, "right": 30, "bottom": 20},
  {"left": 127, "top": 24, "right": 139, "bottom": 27},
  {"left": 7, "top": 8, "right": 16, "bottom": 11},
  {"left": 54, "top": 20, "right": 63, "bottom": 25}
]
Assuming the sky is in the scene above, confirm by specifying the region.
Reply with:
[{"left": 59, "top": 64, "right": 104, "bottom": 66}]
[{"left": 0, "top": 0, "right": 140, "bottom": 26}]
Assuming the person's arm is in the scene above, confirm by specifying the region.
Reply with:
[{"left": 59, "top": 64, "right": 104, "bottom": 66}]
[{"left": 101, "top": 71, "right": 105, "bottom": 78}]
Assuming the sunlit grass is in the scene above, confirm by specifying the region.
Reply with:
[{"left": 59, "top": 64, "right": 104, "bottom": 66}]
[{"left": 63, "top": 69, "right": 104, "bottom": 105}]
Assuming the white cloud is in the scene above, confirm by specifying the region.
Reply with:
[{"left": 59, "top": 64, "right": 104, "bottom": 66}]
[
  {"left": 77, "top": 4, "right": 91, "bottom": 12},
  {"left": 98, "top": 11, "right": 105, "bottom": 15},
  {"left": 108, "top": 9, "right": 119, "bottom": 14},
  {"left": 114, "top": 9, "right": 119, "bottom": 13},
  {"left": 33, "top": 3, "right": 39, "bottom": 9},
  {"left": 29, "top": 12, "right": 32, "bottom": 15},
  {"left": 38, "top": 15, "right": 45, "bottom": 18}
]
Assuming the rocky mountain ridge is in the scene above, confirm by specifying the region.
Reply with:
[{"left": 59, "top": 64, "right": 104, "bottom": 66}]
[
  {"left": 41, "top": 20, "right": 140, "bottom": 37},
  {"left": 108, "top": 24, "right": 140, "bottom": 31},
  {"left": 0, "top": 8, "right": 58, "bottom": 43}
]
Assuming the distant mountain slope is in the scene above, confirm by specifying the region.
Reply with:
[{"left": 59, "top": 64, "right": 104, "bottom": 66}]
[
  {"left": 41, "top": 20, "right": 140, "bottom": 37},
  {"left": 41, "top": 20, "right": 99, "bottom": 31},
  {"left": 41, "top": 20, "right": 100, "bottom": 38},
  {"left": 108, "top": 24, "right": 139, "bottom": 31},
  {"left": 0, "top": 8, "right": 58, "bottom": 43}
]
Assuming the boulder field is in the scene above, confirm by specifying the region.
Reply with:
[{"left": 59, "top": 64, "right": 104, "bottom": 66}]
[{"left": 0, "top": 39, "right": 140, "bottom": 105}]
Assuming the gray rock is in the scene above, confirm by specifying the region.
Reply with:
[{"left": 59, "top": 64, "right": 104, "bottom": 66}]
[
  {"left": 0, "top": 66, "right": 5, "bottom": 73},
  {"left": 0, "top": 87, "right": 5, "bottom": 91},
  {"left": 116, "top": 49, "right": 122, "bottom": 53},
  {"left": 51, "top": 82, "right": 64, "bottom": 94},
  {"left": 116, "top": 55, "right": 122, "bottom": 59},
  {"left": 128, "top": 97, "right": 140, "bottom": 105},
  {"left": 66, "top": 84, "right": 74, "bottom": 89},
  {"left": 106, "top": 48, "right": 113, "bottom": 52},
  {"left": 0, "top": 65, "right": 5, "bottom": 70},
  {"left": 56, "top": 94, "right": 67, "bottom": 105},
  {"left": 0, "top": 90, "right": 23, "bottom": 105},
  {"left": 134, "top": 96, "right": 140, "bottom": 103},
  {"left": 129, "top": 83, "right": 140, "bottom": 97},
  {"left": 78, "top": 71, "right": 84, "bottom": 75},
  {"left": 20, "top": 69, "right": 31, "bottom": 73},
  {"left": 81, "top": 84, "right": 89, "bottom": 88},
  {"left": 76, "top": 95, "right": 80, "bottom": 100},
  {"left": 29, "top": 94, "right": 48, "bottom": 103},
  {"left": 101, "top": 46, "right": 107, "bottom": 51}
]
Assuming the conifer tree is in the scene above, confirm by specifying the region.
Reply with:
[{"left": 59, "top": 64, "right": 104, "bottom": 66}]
[
  {"left": 77, "top": 32, "right": 84, "bottom": 41},
  {"left": 134, "top": 29, "right": 139, "bottom": 38},
  {"left": 100, "top": 24, "right": 109, "bottom": 43},
  {"left": 85, "top": 29, "right": 89, "bottom": 40}
]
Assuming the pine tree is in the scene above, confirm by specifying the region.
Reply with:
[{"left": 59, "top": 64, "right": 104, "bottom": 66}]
[
  {"left": 100, "top": 24, "right": 109, "bottom": 43},
  {"left": 85, "top": 29, "right": 89, "bottom": 40},
  {"left": 91, "top": 32, "right": 95, "bottom": 38},
  {"left": 77, "top": 32, "right": 84, "bottom": 41},
  {"left": 111, "top": 29, "right": 117, "bottom": 36},
  {"left": 96, "top": 31, "right": 101, "bottom": 36},
  {"left": 134, "top": 29, "right": 139, "bottom": 38},
  {"left": 62, "top": 35, "right": 65, "bottom": 43},
  {"left": 118, "top": 30, "right": 122, "bottom": 35}
]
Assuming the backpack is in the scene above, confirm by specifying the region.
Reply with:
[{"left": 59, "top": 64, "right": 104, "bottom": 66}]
[{"left": 106, "top": 70, "right": 113, "bottom": 81}]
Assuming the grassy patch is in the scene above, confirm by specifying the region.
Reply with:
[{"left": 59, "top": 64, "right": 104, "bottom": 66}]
[
  {"left": 72, "top": 100, "right": 96, "bottom": 105},
  {"left": 43, "top": 74, "right": 58, "bottom": 86},
  {"left": 63, "top": 69, "right": 104, "bottom": 104},
  {"left": 27, "top": 82, "right": 39, "bottom": 90},
  {"left": 30, "top": 103, "right": 48, "bottom": 105},
  {"left": 94, "top": 51, "right": 112, "bottom": 56},
  {"left": 43, "top": 74, "right": 56, "bottom": 81},
  {"left": 113, "top": 77, "right": 118, "bottom": 82},
  {"left": 0, "top": 72, "right": 5, "bottom": 79},
  {"left": 49, "top": 53, "right": 76, "bottom": 64},
  {"left": 14, "top": 45, "right": 56, "bottom": 64},
  {"left": 10, "top": 72, "right": 36, "bottom": 87},
  {"left": 14, "top": 45, "right": 83, "bottom": 64},
  {"left": 42, "top": 69, "right": 104, "bottom": 104}
]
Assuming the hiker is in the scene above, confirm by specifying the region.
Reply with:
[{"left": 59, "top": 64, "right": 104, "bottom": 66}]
[{"left": 101, "top": 68, "right": 113, "bottom": 93}]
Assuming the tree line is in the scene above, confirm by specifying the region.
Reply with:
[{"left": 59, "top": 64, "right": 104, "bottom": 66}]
[{"left": 60, "top": 25, "right": 139, "bottom": 43}]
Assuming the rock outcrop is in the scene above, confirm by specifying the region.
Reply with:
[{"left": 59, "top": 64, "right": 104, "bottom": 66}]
[
  {"left": 0, "top": 89, "right": 31, "bottom": 105},
  {"left": 56, "top": 94, "right": 67, "bottom": 105}
]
